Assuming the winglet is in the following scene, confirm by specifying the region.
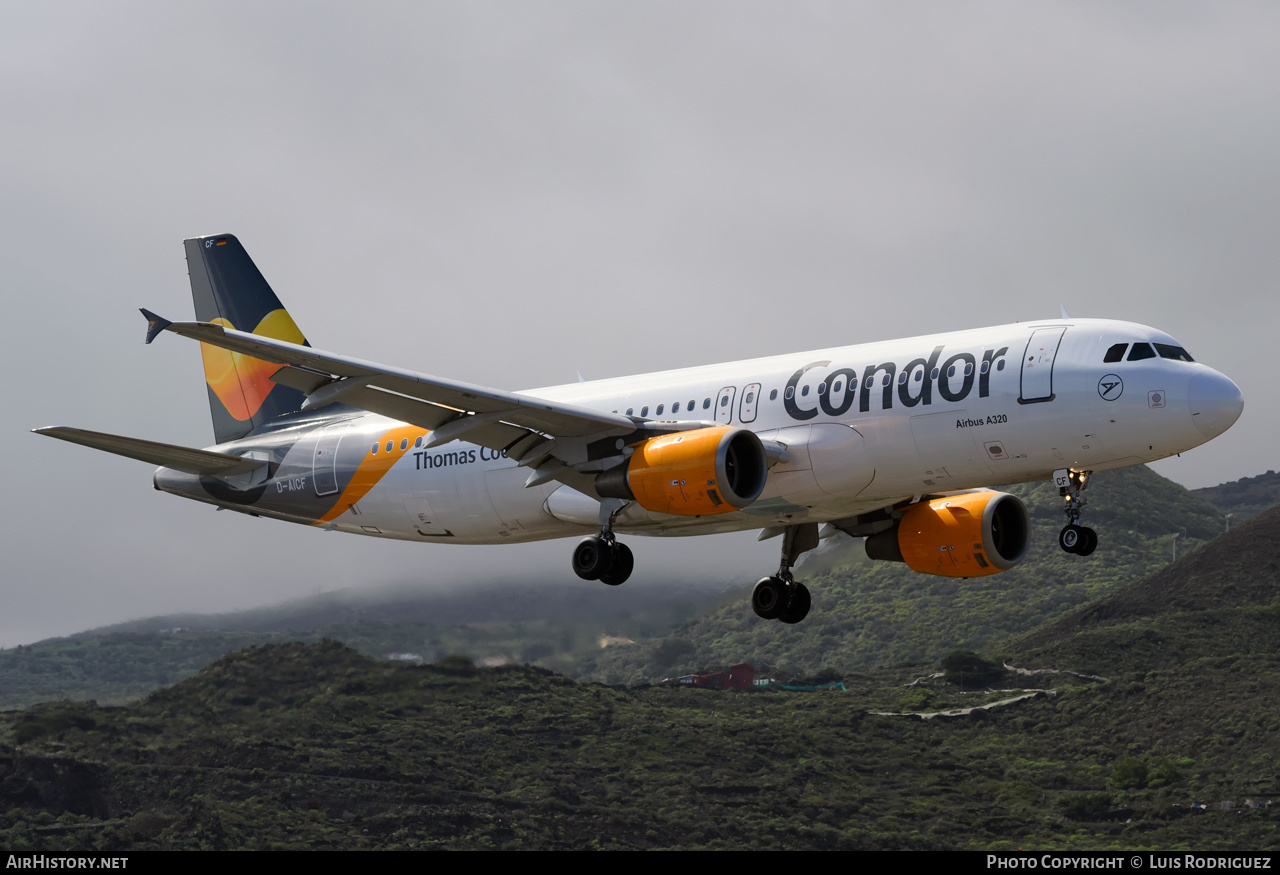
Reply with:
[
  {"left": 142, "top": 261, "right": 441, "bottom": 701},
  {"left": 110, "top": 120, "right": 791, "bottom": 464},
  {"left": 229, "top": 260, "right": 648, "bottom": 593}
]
[
  {"left": 140, "top": 308, "right": 171, "bottom": 344},
  {"left": 1060, "top": 305, "right": 1072, "bottom": 320}
]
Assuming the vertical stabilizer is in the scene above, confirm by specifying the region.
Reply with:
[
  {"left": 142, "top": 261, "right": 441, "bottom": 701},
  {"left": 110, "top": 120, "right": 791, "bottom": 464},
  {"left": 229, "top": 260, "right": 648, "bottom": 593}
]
[{"left": 184, "top": 234, "right": 311, "bottom": 443}]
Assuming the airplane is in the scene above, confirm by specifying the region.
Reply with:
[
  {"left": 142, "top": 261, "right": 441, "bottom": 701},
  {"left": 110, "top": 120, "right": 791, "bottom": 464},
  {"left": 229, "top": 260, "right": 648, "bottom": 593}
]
[{"left": 34, "top": 234, "right": 1244, "bottom": 625}]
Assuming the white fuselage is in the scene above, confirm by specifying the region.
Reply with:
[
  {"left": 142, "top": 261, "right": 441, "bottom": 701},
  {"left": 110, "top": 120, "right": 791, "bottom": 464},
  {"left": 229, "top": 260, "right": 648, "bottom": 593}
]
[{"left": 153, "top": 317, "right": 1243, "bottom": 547}]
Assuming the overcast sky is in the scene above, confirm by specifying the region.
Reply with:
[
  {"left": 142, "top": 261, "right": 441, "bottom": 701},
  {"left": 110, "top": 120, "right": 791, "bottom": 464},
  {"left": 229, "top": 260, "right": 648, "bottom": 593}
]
[{"left": 3, "top": 2, "right": 1276, "bottom": 647}]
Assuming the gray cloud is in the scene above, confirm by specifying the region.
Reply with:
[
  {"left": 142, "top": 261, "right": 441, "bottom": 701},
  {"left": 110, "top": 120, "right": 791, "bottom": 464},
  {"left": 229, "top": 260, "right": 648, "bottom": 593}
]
[{"left": 4, "top": 2, "right": 1273, "bottom": 646}]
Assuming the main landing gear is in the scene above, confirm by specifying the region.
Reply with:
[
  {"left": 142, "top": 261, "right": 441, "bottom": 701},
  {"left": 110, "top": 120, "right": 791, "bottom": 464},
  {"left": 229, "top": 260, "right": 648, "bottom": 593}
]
[
  {"left": 1056, "top": 468, "right": 1097, "bottom": 556},
  {"left": 572, "top": 498, "right": 634, "bottom": 586},
  {"left": 572, "top": 534, "right": 634, "bottom": 586},
  {"left": 751, "top": 523, "right": 818, "bottom": 625}
]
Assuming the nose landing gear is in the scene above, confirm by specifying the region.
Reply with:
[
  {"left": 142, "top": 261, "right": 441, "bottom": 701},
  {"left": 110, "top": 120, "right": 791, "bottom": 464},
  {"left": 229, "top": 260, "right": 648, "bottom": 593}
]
[{"left": 1056, "top": 468, "right": 1097, "bottom": 556}]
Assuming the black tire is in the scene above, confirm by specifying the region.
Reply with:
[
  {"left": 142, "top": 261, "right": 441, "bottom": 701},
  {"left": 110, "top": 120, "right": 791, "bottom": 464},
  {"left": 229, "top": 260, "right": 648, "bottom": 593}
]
[
  {"left": 779, "top": 583, "right": 811, "bottom": 625},
  {"left": 572, "top": 536, "right": 613, "bottom": 581},
  {"left": 600, "top": 542, "right": 633, "bottom": 586},
  {"left": 1076, "top": 527, "right": 1098, "bottom": 557},
  {"left": 751, "top": 577, "right": 787, "bottom": 620},
  {"left": 1058, "top": 524, "right": 1082, "bottom": 554}
]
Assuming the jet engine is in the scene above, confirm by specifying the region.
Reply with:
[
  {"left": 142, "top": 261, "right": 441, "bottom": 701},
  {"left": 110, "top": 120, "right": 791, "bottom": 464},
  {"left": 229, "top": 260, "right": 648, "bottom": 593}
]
[
  {"left": 596, "top": 426, "right": 768, "bottom": 516},
  {"left": 864, "top": 491, "right": 1030, "bottom": 577}
]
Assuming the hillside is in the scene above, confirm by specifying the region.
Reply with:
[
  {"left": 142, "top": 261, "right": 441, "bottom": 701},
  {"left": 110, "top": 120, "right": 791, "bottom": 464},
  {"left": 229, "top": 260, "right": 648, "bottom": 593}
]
[
  {"left": 2, "top": 465, "right": 1276, "bottom": 850},
  {"left": 1012, "top": 503, "right": 1280, "bottom": 681},
  {"left": 1192, "top": 470, "right": 1280, "bottom": 523},
  {"left": 2, "top": 632, "right": 1277, "bottom": 850}
]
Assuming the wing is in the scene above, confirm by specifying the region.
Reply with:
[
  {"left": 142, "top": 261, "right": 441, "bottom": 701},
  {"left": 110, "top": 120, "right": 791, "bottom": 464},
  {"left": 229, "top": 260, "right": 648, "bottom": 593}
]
[{"left": 141, "top": 310, "right": 696, "bottom": 496}]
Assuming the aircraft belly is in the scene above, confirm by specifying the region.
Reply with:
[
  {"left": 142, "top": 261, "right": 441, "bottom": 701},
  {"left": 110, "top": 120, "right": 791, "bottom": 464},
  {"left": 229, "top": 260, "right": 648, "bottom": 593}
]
[{"left": 484, "top": 465, "right": 564, "bottom": 538}]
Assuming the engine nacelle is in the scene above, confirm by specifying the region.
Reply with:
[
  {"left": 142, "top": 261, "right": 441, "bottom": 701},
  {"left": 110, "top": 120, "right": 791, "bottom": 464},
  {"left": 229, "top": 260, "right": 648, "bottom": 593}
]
[
  {"left": 596, "top": 426, "right": 768, "bottom": 516},
  {"left": 864, "top": 491, "right": 1030, "bottom": 577}
]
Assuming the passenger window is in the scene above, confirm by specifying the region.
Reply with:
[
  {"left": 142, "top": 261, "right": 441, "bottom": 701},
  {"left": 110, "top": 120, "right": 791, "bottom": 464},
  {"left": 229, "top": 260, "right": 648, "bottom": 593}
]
[
  {"left": 996, "top": 360, "right": 1005, "bottom": 371},
  {"left": 1128, "top": 343, "right": 1156, "bottom": 361},
  {"left": 745, "top": 392, "right": 754, "bottom": 404},
  {"left": 688, "top": 399, "right": 696, "bottom": 409},
  {"left": 626, "top": 408, "right": 634, "bottom": 416},
  {"left": 415, "top": 436, "right": 423, "bottom": 448},
  {"left": 721, "top": 395, "right": 730, "bottom": 407},
  {"left": 931, "top": 368, "right": 940, "bottom": 379},
  {"left": 898, "top": 372, "right": 908, "bottom": 384},
  {"left": 865, "top": 376, "right": 874, "bottom": 389},
  {"left": 833, "top": 380, "right": 843, "bottom": 393},
  {"left": 769, "top": 389, "right": 777, "bottom": 401},
  {"left": 801, "top": 385, "right": 809, "bottom": 397},
  {"left": 656, "top": 404, "right": 664, "bottom": 416},
  {"left": 947, "top": 365, "right": 956, "bottom": 378},
  {"left": 1155, "top": 343, "right": 1194, "bottom": 362},
  {"left": 915, "top": 369, "right": 923, "bottom": 382},
  {"left": 964, "top": 362, "right": 973, "bottom": 377},
  {"left": 400, "top": 438, "right": 408, "bottom": 451},
  {"left": 703, "top": 398, "right": 711, "bottom": 409},
  {"left": 641, "top": 406, "right": 649, "bottom": 417},
  {"left": 817, "top": 382, "right": 826, "bottom": 395},
  {"left": 882, "top": 374, "right": 891, "bottom": 386},
  {"left": 386, "top": 440, "right": 394, "bottom": 453},
  {"left": 673, "top": 401, "right": 681, "bottom": 413},
  {"left": 980, "top": 361, "right": 989, "bottom": 374},
  {"left": 1103, "top": 343, "right": 1128, "bottom": 363},
  {"left": 371, "top": 443, "right": 378, "bottom": 455},
  {"left": 784, "top": 387, "right": 793, "bottom": 400}
]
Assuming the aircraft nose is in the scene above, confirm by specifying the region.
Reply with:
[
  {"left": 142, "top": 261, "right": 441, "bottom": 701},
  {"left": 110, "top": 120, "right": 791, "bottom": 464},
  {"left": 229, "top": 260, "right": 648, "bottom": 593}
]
[{"left": 1188, "top": 370, "right": 1244, "bottom": 439}]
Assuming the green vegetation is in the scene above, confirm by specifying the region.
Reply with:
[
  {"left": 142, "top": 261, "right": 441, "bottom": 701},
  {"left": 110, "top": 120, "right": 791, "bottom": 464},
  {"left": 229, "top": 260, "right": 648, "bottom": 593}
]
[
  {"left": 1, "top": 634, "right": 1276, "bottom": 850},
  {"left": 0, "top": 465, "right": 1275, "bottom": 849}
]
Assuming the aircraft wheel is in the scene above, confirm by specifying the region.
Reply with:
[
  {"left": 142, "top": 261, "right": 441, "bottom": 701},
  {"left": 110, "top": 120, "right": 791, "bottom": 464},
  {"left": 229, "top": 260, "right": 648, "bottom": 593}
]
[
  {"left": 572, "top": 536, "right": 613, "bottom": 581},
  {"left": 1076, "top": 527, "right": 1098, "bottom": 557},
  {"left": 1058, "top": 524, "right": 1083, "bottom": 554},
  {"left": 600, "top": 543, "right": 633, "bottom": 586},
  {"left": 751, "top": 576, "right": 787, "bottom": 620},
  {"left": 779, "top": 583, "right": 811, "bottom": 625}
]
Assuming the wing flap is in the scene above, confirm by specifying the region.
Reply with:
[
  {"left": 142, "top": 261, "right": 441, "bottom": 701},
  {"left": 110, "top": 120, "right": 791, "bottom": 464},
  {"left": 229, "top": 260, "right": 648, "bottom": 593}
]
[{"left": 32, "top": 427, "right": 265, "bottom": 476}]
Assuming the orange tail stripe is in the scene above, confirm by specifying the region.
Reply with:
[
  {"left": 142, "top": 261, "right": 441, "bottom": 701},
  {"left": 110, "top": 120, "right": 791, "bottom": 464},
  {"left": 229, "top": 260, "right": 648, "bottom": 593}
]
[{"left": 313, "top": 425, "right": 422, "bottom": 525}]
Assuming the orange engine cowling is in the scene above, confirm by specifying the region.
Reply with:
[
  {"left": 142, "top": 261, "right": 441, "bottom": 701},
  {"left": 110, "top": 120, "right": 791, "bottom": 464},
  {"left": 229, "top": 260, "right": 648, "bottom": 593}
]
[
  {"left": 596, "top": 426, "right": 768, "bottom": 516},
  {"left": 864, "top": 491, "right": 1030, "bottom": 577}
]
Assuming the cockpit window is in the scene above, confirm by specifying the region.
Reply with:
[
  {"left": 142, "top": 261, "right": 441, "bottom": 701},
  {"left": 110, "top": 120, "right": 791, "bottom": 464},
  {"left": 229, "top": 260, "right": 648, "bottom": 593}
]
[
  {"left": 1154, "top": 343, "right": 1194, "bottom": 362},
  {"left": 1103, "top": 343, "right": 1128, "bottom": 363},
  {"left": 1127, "top": 343, "right": 1156, "bottom": 361}
]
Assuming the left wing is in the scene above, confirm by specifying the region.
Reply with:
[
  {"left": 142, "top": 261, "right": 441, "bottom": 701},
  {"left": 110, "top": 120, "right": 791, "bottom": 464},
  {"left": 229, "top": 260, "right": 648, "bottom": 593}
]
[
  {"left": 32, "top": 426, "right": 267, "bottom": 477},
  {"left": 142, "top": 310, "right": 684, "bottom": 495}
]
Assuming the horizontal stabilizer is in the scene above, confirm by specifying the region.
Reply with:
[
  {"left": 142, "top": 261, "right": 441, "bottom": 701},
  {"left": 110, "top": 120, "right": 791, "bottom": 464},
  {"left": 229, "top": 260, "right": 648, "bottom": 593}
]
[{"left": 32, "top": 427, "right": 265, "bottom": 476}]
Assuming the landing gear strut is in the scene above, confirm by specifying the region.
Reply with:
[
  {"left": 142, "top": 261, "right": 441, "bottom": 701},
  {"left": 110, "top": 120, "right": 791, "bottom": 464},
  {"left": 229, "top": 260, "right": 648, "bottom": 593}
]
[
  {"left": 572, "top": 498, "right": 634, "bottom": 586},
  {"left": 1056, "top": 468, "right": 1097, "bottom": 556},
  {"left": 752, "top": 523, "right": 817, "bottom": 624}
]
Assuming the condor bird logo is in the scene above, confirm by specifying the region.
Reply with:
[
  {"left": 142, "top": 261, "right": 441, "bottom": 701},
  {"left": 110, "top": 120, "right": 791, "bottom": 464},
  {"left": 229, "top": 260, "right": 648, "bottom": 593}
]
[{"left": 1097, "top": 374, "right": 1123, "bottom": 401}]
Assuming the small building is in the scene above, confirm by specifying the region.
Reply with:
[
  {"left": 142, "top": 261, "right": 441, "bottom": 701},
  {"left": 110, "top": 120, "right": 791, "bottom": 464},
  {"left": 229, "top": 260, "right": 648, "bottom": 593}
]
[{"left": 668, "top": 663, "right": 755, "bottom": 691}]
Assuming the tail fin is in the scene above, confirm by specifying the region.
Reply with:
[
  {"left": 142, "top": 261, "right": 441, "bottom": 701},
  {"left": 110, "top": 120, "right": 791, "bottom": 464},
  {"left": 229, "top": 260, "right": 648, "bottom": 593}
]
[{"left": 184, "top": 233, "right": 311, "bottom": 443}]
